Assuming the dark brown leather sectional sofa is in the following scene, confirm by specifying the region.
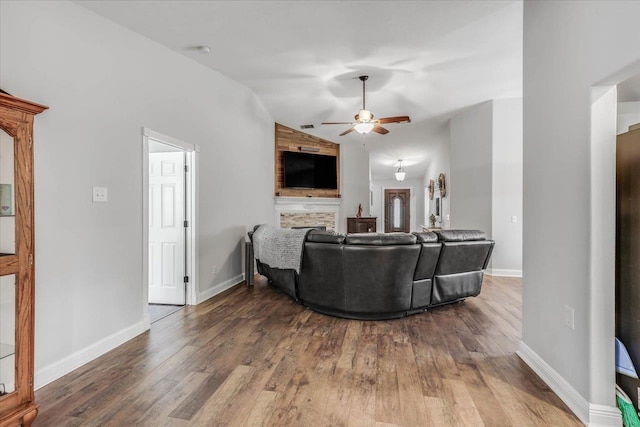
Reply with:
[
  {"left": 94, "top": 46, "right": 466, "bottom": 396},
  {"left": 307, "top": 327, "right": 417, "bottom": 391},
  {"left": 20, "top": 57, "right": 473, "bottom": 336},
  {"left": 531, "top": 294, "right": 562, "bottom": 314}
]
[{"left": 253, "top": 228, "right": 494, "bottom": 320}]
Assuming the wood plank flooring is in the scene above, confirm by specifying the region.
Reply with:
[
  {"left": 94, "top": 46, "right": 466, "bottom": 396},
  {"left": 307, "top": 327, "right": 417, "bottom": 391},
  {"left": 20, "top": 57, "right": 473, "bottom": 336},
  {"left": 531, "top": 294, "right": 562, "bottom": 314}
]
[{"left": 34, "top": 275, "right": 582, "bottom": 426}]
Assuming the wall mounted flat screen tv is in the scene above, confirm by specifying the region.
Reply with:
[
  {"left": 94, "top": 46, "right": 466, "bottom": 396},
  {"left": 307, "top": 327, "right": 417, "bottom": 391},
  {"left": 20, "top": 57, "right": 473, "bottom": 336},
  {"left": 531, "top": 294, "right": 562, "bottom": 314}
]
[{"left": 283, "top": 151, "right": 338, "bottom": 189}]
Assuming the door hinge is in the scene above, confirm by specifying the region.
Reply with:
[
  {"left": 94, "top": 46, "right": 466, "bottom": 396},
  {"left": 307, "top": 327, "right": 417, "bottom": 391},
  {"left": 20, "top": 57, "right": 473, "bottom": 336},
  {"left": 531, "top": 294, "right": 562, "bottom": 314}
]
[
  {"left": 28, "top": 135, "right": 33, "bottom": 148},
  {"left": 29, "top": 376, "right": 33, "bottom": 386},
  {"left": 184, "top": 165, "right": 189, "bottom": 173},
  {"left": 184, "top": 276, "right": 189, "bottom": 283},
  {"left": 184, "top": 220, "right": 189, "bottom": 228},
  {"left": 29, "top": 254, "right": 33, "bottom": 266}
]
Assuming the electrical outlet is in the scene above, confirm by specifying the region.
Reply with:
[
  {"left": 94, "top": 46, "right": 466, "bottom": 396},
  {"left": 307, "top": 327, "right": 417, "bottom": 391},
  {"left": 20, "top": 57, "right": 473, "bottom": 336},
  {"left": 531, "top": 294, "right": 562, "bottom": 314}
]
[
  {"left": 564, "top": 305, "right": 575, "bottom": 330},
  {"left": 212, "top": 265, "right": 217, "bottom": 276},
  {"left": 92, "top": 187, "right": 108, "bottom": 202},
  {"left": 511, "top": 215, "right": 518, "bottom": 223}
]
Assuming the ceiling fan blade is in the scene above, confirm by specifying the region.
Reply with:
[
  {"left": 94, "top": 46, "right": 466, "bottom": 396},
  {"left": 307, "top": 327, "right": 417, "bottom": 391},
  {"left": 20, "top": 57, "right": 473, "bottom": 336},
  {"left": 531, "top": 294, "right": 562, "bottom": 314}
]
[
  {"left": 377, "top": 116, "right": 411, "bottom": 124},
  {"left": 339, "top": 127, "right": 355, "bottom": 136},
  {"left": 322, "top": 122, "right": 353, "bottom": 125},
  {"left": 372, "top": 125, "right": 389, "bottom": 135}
]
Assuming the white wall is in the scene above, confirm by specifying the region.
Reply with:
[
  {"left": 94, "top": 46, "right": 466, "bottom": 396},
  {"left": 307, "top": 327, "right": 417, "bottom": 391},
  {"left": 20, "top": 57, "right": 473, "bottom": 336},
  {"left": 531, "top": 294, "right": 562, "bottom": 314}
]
[
  {"left": 340, "top": 143, "right": 370, "bottom": 232},
  {"left": 449, "top": 99, "right": 523, "bottom": 275},
  {"left": 450, "top": 101, "right": 493, "bottom": 234},
  {"left": 523, "top": 1, "right": 640, "bottom": 424},
  {"left": 422, "top": 127, "right": 451, "bottom": 229},
  {"left": 0, "top": 0, "right": 275, "bottom": 388},
  {"left": 492, "top": 99, "right": 523, "bottom": 275},
  {"left": 370, "top": 177, "right": 424, "bottom": 233},
  {"left": 618, "top": 101, "right": 640, "bottom": 134}
]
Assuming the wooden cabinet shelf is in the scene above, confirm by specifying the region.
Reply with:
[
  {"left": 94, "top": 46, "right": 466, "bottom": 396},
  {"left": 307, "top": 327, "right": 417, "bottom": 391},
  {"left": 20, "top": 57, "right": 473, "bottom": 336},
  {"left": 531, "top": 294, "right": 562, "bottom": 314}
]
[{"left": 347, "top": 217, "right": 377, "bottom": 234}]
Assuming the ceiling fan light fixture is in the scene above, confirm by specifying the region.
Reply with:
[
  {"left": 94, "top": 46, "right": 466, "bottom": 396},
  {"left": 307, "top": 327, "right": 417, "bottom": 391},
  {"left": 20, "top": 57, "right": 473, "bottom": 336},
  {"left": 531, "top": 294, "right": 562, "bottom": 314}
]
[
  {"left": 395, "top": 160, "right": 406, "bottom": 182},
  {"left": 358, "top": 109, "right": 373, "bottom": 122},
  {"left": 354, "top": 122, "right": 375, "bottom": 134}
]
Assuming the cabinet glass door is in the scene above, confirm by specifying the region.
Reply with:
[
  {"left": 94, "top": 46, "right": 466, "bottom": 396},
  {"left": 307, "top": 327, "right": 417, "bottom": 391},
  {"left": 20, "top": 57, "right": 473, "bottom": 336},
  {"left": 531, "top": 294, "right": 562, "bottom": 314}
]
[
  {"left": 0, "top": 127, "right": 16, "bottom": 397},
  {"left": 0, "top": 274, "right": 15, "bottom": 396},
  {"left": 0, "top": 129, "right": 15, "bottom": 255}
]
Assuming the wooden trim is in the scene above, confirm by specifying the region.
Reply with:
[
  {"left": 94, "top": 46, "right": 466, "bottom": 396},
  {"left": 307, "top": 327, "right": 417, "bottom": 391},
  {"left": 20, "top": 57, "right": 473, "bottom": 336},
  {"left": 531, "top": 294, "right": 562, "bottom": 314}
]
[
  {"left": 0, "top": 254, "right": 19, "bottom": 276},
  {"left": 0, "top": 92, "right": 46, "bottom": 427},
  {"left": 274, "top": 123, "right": 340, "bottom": 198},
  {"left": 0, "top": 92, "right": 48, "bottom": 115}
]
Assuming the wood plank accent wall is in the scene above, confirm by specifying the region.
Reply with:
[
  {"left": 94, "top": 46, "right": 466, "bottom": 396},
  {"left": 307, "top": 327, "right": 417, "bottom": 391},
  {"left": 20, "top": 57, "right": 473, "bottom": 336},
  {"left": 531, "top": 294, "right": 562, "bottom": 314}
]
[{"left": 274, "top": 123, "right": 340, "bottom": 198}]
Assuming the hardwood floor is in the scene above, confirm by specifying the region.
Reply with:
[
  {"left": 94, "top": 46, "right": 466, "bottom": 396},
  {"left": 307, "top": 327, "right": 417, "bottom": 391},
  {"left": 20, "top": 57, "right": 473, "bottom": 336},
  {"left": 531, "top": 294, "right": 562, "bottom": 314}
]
[{"left": 34, "top": 275, "right": 582, "bottom": 426}]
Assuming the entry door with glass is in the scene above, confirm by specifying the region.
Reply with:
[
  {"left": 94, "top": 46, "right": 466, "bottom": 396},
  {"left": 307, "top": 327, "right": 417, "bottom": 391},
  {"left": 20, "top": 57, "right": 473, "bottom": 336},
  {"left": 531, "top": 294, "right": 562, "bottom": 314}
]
[{"left": 384, "top": 189, "right": 410, "bottom": 233}]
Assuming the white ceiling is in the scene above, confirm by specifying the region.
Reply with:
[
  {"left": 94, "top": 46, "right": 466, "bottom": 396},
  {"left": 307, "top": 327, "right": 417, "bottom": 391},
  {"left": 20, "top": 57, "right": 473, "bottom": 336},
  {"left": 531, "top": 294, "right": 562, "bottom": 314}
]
[{"left": 75, "top": 0, "right": 523, "bottom": 180}]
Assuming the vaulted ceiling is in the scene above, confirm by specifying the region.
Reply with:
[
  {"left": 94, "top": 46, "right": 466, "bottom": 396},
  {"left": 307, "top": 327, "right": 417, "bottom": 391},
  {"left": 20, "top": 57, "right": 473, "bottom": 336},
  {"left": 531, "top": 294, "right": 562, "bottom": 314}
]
[{"left": 75, "top": 0, "right": 524, "bottom": 180}]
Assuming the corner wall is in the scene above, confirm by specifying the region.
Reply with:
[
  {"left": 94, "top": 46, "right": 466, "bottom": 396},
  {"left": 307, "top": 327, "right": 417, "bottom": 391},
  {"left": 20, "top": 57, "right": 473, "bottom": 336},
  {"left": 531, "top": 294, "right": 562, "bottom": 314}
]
[
  {"left": 492, "top": 99, "right": 523, "bottom": 276},
  {"left": 449, "top": 99, "right": 523, "bottom": 275},
  {"left": 422, "top": 126, "right": 451, "bottom": 229},
  {"left": 523, "top": 1, "right": 640, "bottom": 424},
  {"left": 450, "top": 101, "right": 493, "bottom": 235},
  {"left": 340, "top": 143, "right": 371, "bottom": 232},
  {"left": 0, "top": 0, "right": 274, "bottom": 388}
]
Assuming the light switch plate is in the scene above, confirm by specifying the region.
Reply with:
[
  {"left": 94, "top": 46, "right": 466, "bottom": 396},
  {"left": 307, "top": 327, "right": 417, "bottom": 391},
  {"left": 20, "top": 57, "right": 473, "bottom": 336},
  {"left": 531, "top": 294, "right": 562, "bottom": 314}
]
[
  {"left": 511, "top": 216, "right": 518, "bottom": 223},
  {"left": 93, "top": 187, "right": 108, "bottom": 202},
  {"left": 564, "top": 305, "right": 575, "bottom": 330}
]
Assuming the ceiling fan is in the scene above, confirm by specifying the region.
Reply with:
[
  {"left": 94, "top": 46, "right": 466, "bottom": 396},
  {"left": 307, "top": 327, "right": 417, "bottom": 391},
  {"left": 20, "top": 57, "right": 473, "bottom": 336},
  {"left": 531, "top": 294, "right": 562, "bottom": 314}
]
[{"left": 322, "top": 75, "right": 411, "bottom": 136}]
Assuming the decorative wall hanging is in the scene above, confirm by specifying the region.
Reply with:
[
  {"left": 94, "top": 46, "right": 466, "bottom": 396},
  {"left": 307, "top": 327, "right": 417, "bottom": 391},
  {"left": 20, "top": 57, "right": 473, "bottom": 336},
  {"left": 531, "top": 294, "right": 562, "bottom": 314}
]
[
  {"left": 428, "top": 179, "right": 435, "bottom": 200},
  {"left": 438, "top": 173, "right": 446, "bottom": 197}
]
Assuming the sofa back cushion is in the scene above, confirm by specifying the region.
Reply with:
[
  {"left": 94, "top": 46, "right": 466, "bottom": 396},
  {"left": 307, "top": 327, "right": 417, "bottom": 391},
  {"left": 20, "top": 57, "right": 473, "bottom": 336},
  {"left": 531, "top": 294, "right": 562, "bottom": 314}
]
[
  {"left": 345, "top": 232, "right": 416, "bottom": 246},
  {"left": 412, "top": 231, "right": 438, "bottom": 243},
  {"left": 413, "top": 243, "right": 442, "bottom": 281},
  {"left": 298, "top": 242, "right": 345, "bottom": 309},
  {"left": 434, "top": 240, "right": 495, "bottom": 275},
  {"left": 342, "top": 244, "right": 420, "bottom": 313},
  {"left": 435, "top": 229, "right": 486, "bottom": 242},
  {"left": 306, "top": 230, "right": 345, "bottom": 244}
]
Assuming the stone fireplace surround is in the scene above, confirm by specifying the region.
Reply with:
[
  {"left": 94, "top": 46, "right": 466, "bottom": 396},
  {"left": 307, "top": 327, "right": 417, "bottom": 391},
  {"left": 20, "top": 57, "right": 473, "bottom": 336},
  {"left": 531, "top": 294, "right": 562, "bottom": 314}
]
[{"left": 274, "top": 197, "right": 342, "bottom": 232}]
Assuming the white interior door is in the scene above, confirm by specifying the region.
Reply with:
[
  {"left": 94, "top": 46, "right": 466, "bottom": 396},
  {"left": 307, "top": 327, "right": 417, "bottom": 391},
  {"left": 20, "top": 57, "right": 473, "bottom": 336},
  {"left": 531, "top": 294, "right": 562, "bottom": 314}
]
[{"left": 149, "top": 152, "right": 186, "bottom": 305}]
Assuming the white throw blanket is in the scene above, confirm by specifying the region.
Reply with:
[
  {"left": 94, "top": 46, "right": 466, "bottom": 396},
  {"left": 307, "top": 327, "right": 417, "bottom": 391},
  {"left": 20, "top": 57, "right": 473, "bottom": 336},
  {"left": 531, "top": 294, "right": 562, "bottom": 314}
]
[{"left": 252, "top": 225, "right": 311, "bottom": 273}]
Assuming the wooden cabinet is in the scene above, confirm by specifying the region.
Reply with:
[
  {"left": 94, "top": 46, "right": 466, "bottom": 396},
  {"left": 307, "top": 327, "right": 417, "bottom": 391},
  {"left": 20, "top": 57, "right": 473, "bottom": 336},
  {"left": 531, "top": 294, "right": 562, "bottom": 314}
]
[
  {"left": 347, "top": 217, "right": 377, "bottom": 234},
  {"left": 616, "top": 127, "right": 640, "bottom": 414},
  {"left": 0, "top": 92, "right": 47, "bottom": 427}
]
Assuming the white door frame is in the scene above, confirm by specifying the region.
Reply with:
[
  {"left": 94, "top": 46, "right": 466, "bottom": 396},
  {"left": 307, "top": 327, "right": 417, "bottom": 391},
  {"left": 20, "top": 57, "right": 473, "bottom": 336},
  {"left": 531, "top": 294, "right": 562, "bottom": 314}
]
[{"left": 142, "top": 127, "right": 199, "bottom": 329}]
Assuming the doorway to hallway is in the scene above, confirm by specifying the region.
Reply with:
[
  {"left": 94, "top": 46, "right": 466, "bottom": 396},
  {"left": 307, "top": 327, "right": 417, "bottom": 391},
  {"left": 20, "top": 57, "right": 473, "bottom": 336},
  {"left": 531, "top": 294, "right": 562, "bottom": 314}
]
[{"left": 142, "top": 128, "right": 199, "bottom": 326}]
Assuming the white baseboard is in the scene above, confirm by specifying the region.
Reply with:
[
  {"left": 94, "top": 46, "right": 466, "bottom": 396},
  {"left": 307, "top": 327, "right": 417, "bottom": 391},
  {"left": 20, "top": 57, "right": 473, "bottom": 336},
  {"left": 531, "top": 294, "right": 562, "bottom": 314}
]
[
  {"left": 485, "top": 268, "right": 522, "bottom": 277},
  {"left": 34, "top": 275, "right": 245, "bottom": 391},
  {"left": 35, "top": 320, "right": 147, "bottom": 390},
  {"left": 588, "top": 404, "right": 623, "bottom": 427},
  {"left": 517, "top": 341, "right": 622, "bottom": 426},
  {"left": 196, "top": 273, "right": 244, "bottom": 304}
]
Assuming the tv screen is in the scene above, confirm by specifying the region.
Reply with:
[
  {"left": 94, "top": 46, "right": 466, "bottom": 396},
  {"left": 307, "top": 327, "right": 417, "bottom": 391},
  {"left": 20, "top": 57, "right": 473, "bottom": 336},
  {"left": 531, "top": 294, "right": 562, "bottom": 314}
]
[{"left": 283, "top": 151, "right": 337, "bottom": 189}]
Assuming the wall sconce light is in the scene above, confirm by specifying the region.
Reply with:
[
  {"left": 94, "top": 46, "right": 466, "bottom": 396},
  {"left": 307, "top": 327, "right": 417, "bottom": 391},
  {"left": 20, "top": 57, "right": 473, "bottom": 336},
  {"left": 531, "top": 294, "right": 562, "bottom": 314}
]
[{"left": 395, "top": 160, "right": 406, "bottom": 182}]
